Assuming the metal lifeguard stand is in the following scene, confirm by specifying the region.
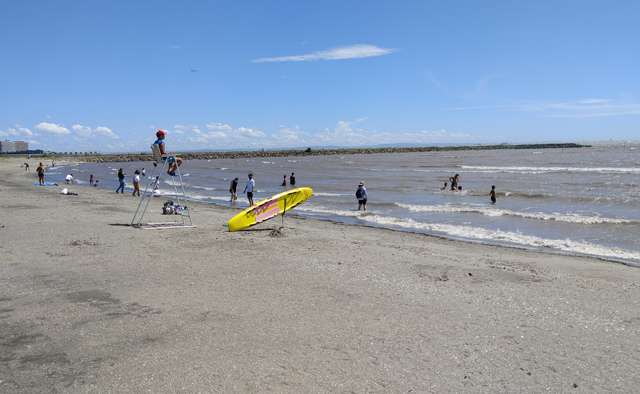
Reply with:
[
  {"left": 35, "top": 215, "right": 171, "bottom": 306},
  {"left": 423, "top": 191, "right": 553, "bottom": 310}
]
[{"left": 131, "top": 144, "right": 195, "bottom": 229}]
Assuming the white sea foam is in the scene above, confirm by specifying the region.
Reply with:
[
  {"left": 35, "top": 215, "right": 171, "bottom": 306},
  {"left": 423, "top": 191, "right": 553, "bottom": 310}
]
[
  {"left": 296, "top": 206, "right": 366, "bottom": 217},
  {"left": 163, "top": 179, "right": 181, "bottom": 186},
  {"left": 396, "top": 203, "right": 637, "bottom": 225},
  {"left": 360, "top": 216, "right": 640, "bottom": 262},
  {"left": 462, "top": 165, "right": 640, "bottom": 174},
  {"left": 314, "top": 192, "right": 351, "bottom": 197},
  {"left": 191, "top": 185, "right": 218, "bottom": 191}
]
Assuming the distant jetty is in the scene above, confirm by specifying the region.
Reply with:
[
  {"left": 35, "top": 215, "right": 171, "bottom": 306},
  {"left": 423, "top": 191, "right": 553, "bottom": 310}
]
[{"left": 52, "top": 142, "right": 591, "bottom": 163}]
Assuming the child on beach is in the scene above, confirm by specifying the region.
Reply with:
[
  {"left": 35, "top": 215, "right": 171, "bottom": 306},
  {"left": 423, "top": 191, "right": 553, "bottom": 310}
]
[
  {"left": 94, "top": 180, "right": 99, "bottom": 187},
  {"left": 90, "top": 174, "right": 94, "bottom": 186},
  {"left": 490, "top": 185, "right": 497, "bottom": 204},
  {"left": 356, "top": 181, "right": 367, "bottom": 211}
]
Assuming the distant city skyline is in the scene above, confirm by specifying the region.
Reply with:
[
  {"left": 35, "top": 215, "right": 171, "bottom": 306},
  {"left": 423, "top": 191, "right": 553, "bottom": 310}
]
[{"left": 1, "top": 1, "right": 639, "bottom": 153}]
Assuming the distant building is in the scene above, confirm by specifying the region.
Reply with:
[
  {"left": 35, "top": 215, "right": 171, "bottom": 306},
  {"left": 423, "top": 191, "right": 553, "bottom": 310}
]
[
  {"left": 15, "top": 141, "right": 28, "bottom": 152},
  {"left": 0, "top": 140, "right": 28, "bottom": 153}
]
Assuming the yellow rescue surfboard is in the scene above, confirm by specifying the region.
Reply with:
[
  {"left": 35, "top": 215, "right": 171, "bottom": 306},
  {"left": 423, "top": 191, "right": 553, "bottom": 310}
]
[{"left": 226, "top": 187, "right": 313, "bottom": 231}]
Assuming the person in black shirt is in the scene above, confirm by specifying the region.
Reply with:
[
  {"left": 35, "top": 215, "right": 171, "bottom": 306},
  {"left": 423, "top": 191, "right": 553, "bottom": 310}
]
[{"left": 230, "top": 177, "right": 239, "bottom": 201}]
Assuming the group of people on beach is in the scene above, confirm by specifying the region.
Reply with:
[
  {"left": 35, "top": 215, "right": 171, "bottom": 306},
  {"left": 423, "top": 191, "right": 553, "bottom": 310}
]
[
  {"left": 228, "top": 171, "right": 297, "bottom": 205},
  {"left": 442, "top": 173, "right": 497, "bottom": 203},
  {"left": 114, "top": 167, "right": 145, "bottom": 196},
  {"left": 29, "top": 130, "right": 497, "bottom": 210},
  {"left": 442, "top": 174, "right": 463, "bottom": 192}
]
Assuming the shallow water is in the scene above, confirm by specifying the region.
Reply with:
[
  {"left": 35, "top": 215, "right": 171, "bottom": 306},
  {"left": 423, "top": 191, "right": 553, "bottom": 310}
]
[{"left": 50, "top": 145, "right": 640, "bottom": 266}]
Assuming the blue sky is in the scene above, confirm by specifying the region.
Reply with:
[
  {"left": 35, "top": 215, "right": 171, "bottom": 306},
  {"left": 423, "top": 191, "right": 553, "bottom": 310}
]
[{"left": 1, "top": 1, "right": 638, "bottom": 153}]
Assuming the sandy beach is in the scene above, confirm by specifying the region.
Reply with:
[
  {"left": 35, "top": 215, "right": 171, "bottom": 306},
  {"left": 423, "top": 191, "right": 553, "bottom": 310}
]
[{"left": 1, "top": 157, "right": 639, "bottom": 393}]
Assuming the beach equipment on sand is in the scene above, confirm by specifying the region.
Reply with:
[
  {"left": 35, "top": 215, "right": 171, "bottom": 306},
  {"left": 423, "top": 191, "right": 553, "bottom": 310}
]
[
  {"left": 130, "top": 144, "right": 194, "bottom": 229},
  {"left": 226, "top": 187, "right": 313, "bottom": 232},
  {"left": 34, "top": 182, "right": 58, "bottom": 186}
]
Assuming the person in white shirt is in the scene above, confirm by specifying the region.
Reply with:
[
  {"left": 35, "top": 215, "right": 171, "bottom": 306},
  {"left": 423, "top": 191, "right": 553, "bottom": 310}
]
[
  {"left": 243, "top": 173, "right": 255, "bottom": 206},
  {"left": 65, "top": 174, "right": 74, "bottom": 184},
  {"left": 132, "top": 170, "right": 141, "bottom": 196}
]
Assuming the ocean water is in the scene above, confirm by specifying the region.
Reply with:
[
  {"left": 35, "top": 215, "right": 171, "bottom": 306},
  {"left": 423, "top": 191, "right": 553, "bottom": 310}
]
[{"left": 49, "top": 144, "right": 640, "bottom": 266}]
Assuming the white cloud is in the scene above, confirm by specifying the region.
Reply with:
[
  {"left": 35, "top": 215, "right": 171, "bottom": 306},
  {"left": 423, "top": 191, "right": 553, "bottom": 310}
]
[
  {"left": 174, "top": 124, "right": 197, "bottom": 131},
  {"left": 579, "top": 99, "right": 612, "bottom": 104},
  {"left": 234, "top": 127, "right": 265, "bottom": 139},
  {"left": 72, "top": 124, "right": 93, "bottom": 137},
  {"left": 443, "top": 97, "right": 640, "bottom": 118},
  {"left": 206, "top": 123, "right": 233, "bottom": 131},
  {"left": 252, "top": 44, "right": 399, "bottom": 63},
  {"left": 71, "top": 124, "right": 118, "bottom": 139},
  {"left": 44, "top": 115, "right": 51, "bottom": 119},
  {"left": 174, "top": 124, "right": 200, "bottom": 135},
  {"left": 7, "top": 124, "right": 35, "bottom": 137},
  {"left": 34, "top": 122, "right": 71, "bottom": 135},
  {"left": 94, "top": 126, "right": 118, "bottom": 138},
  {"left": 192, "top": 128, "right": 227, "bottom": 141},
  {"left": 271, "top": 125, "right": 308, "bottom": 141},
  {"left": 0, "top": 130, "right": 8, "bottom": 137}
]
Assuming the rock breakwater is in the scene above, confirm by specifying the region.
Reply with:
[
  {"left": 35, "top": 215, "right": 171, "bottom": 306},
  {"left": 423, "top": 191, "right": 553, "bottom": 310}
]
[{"left": 50, "top": 143, "right": 590, "bottom": 163}]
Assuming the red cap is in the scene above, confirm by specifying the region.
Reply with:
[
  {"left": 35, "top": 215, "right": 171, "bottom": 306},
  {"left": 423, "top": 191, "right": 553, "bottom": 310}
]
[{"left": 156, "top": 130, "right": 168, "bottom": 135}]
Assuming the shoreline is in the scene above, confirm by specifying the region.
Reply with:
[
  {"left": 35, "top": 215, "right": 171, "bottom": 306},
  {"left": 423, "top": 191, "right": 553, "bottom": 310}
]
[
  {"left": 48, "top": 158, "right": 640, "bottom": 269},
  {"left": 2, "top": 156, "right": 640, "bottom": 392}
]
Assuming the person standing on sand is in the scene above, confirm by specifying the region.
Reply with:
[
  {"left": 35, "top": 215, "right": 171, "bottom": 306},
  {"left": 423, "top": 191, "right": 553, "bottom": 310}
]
[
  {"left": 290, "top": 172, "right": 296, "bottom": 186},
  {"left": 116, "top": 168, "right": 125, "bottom": 194},
  {"left": 490, "top": 185, "right": 497, "bottom": 204},
  {"left": 36, "top": 163, "right": 45, "bottom": 185},
  {"left": 154, "top": 130, "right": 182, "bottom": 176},
  {"left": 23, "top": 163, "right": 30, "bottom": 171},
  {"left": 230, "top": 177, "right": 239, "bottom": 201},
  {"left": 356, "top": 181, "right": 368, "bottom": 211},
  {"left": 132, "top": 170, "right": 141, "bottom": 197},
  {"left": 243, "top": 173, "right": 255, "bottom": 206},
  {"left": 65, "top": 174, "right": 74, "bottom": 184},
  {"left": 90, "top": 174, "right": 94, "bottom": 186}
]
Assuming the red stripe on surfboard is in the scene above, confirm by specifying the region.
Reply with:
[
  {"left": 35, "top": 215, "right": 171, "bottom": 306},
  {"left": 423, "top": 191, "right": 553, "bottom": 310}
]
[{"left": 256, "top": 207, "right": 281, "bottom": 222}]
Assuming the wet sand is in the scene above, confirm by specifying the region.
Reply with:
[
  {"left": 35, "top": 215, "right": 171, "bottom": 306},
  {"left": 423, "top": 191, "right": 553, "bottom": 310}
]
[{"left": 1, "top": 157, "right": 639, "bottom": 393}]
